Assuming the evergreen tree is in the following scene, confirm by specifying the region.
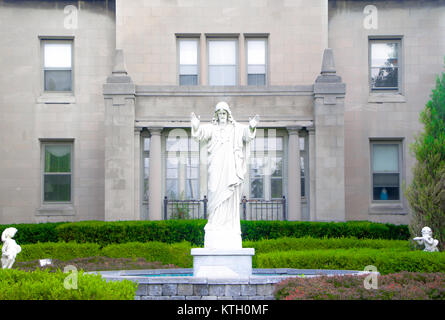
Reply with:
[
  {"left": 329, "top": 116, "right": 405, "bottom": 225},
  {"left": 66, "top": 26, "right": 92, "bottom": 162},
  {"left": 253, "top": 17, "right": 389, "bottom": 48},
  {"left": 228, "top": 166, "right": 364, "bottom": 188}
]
[{"left": 405, "top": 61, "right": 445, "bottom": 251}]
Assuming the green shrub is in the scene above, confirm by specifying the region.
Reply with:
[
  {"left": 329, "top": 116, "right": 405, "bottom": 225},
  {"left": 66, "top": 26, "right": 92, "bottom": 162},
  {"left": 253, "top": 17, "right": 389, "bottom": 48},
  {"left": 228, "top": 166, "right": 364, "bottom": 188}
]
[
  {"left": 101, "top": 241, "right": 192, "bottom": 268},
  {"left": 55, "top": 220, "right": 206, "bottom": 246},
  {"left": 17, "top": 242, "right": 101, "bottom": 262},
  {"left": 53, "top": 220, "right": 409, "bottom": 246},
  {"left": 0, "top": 269, "right": 136, "bottom": 300},
  {"left": 241, "top": 220, "right": 410, "bottom": 241},
  {"left": 256, "top": 249, "right": 445, "bottom": 274},
  {"left": 244, "top": 237, "right": 410, "bottom": 253},
  {"left": 0, "top": 222, "right": 64, "bottom": 244},
  {"left": 274, "top": 272, "right": 445, "bottom": 300}
]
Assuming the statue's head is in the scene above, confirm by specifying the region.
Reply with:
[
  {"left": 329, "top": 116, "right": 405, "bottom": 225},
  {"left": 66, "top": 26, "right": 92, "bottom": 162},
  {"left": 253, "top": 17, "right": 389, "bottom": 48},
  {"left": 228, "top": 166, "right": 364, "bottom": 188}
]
[
  {"left": 421, "top": 226, "right": 432, "bottom": 236},
  {"left": 1, "top": 227, "right": 17, "bottom": 242},
  {"left": 213, "top": 101, "right": 234, "bottom": 124}
]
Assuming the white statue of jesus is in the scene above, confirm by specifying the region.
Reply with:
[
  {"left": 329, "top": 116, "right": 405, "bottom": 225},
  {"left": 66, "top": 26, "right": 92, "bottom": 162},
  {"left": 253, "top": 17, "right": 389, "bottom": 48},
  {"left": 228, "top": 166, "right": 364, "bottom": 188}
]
[{"left": 191, "top": 101, "right": 259, "bottom": 250}]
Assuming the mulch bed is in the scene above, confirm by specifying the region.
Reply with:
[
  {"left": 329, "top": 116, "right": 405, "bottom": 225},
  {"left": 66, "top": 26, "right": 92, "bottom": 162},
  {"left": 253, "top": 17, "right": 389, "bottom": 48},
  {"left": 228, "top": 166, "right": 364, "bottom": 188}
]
[{"left": 14, "top": 257, "right": 179, "bottom": 272}]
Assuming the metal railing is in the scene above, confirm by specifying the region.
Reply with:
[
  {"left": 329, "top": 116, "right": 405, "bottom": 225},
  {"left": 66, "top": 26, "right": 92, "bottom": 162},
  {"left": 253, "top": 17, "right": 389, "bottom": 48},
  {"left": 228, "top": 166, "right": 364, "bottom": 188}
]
[
  {"left": 241, "top": 196, "right": 286, "bottom": 221},
  {"left": 163, "top": 195, "right": 286, "bottom": 221},
  {"left": 163, "top": 196, "right": 208, "bottom": 220}
]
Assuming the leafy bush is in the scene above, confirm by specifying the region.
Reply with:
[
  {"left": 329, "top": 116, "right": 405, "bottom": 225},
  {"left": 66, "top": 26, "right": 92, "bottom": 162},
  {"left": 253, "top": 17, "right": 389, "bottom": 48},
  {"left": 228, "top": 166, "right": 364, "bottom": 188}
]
[
  {"left": 0, "top": 222, "right": 63, "bottom": 244},
  {"left": 55, "top": 220, "right": 206, "bottom": 247},
  {"left": 241, "top": 220, "right": 409, "bottom": 241},
  {"left": 101, "top": 241, "right": 192, "bottom": 268},
  {"left": 17, "top": 242, "right": 101, "bottom": 262},
  {"left": 274, "top": 272, "right": 445, "bottom": 300},
  {"left": 256, "top": 249, "right": 445, "bottom": 274},
  {"left": 405, "top": 65, "right": 445, "bottom": 251},
  {"left": 0, "top": 269, "right": 136, "bottom": 300},
  {"left": 243, "top": 237, "right": 410, "bottom": 253},
  {"left": 53, "top": 220, "right": 409, "bottom": 247}
]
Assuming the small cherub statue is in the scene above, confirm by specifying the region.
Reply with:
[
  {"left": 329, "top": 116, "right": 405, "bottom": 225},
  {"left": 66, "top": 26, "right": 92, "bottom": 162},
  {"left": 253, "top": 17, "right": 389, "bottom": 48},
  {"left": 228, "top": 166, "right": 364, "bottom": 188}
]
[
  {"left": 413, "top": 226, "right": 439, "bottom": 252},
  {"left": 1, "top": 227, "right": 22, "bottom": 269}
]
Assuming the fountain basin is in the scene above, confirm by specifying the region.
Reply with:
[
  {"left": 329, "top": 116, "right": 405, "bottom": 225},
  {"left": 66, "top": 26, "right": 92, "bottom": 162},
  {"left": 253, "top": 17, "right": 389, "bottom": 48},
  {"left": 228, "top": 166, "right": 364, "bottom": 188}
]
[{"left": 90, "top": 268, "right": 371, "bottom": 300}]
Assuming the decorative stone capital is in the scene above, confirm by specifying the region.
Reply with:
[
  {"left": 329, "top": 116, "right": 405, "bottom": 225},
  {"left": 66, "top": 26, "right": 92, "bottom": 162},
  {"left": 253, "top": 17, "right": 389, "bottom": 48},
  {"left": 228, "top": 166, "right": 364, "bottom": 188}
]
[
  {"left": 148, "top": 127, "right": 163, "bottom": 136},
  {"left": 286, "top": 126, "right": 302, "bottom": 135}
]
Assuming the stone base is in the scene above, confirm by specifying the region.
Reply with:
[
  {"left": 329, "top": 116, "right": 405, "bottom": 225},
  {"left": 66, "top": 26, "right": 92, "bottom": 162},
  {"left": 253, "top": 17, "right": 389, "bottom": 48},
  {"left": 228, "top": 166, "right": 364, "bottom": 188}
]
[{"left": 191, "top": 248, "right": 255, "bottom": 279}]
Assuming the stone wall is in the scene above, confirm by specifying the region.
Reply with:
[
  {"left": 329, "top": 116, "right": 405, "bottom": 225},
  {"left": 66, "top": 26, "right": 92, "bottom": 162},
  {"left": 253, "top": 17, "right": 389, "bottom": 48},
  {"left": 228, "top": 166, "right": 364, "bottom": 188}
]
[{"left": 0, "top": 0, "right": 115, "bottom": 223}]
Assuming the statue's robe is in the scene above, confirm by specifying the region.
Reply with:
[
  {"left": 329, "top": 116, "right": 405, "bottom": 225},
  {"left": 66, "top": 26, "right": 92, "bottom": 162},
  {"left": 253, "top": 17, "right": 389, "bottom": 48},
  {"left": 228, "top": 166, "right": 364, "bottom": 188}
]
[{"left": 192, "top": 121, "right": 255, "bottom": 249}]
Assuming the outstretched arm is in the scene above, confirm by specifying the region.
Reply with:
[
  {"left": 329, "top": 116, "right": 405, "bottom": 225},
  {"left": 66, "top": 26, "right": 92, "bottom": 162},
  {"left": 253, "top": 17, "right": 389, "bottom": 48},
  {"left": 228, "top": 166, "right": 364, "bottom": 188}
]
[{"left": 191, "top": 112, "right": 212, "bottom": 142}]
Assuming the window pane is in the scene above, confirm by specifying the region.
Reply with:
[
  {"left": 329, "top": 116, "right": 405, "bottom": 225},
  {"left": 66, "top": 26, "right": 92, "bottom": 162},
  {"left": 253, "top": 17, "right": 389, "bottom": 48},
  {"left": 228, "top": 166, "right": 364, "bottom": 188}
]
[
  {"left": 144, "top": 138, "right": 150, "bottom": 151},
  {"left": 301, "top": 176, "right": 305, "bottom": 197},
  {"left": 271, "top": 157, "right": 282, "bottom": 177},
  {"left": 186, "top": 179, "right": 198, "bottom": 199},
  {"left": 271, "top": 178, "right": 282, "bottom": 199},
  {"left": 373, "top": 173, "right": 399, "bottom": 187},
  {"left": 166, "top": 179, "right": 178, "bottom": 199},
  {"left": 44, "top": 43, "right": 72, "bottom": 68},
  {"left": 371, "top": 67, "right": 398, "bottom": 89},
  {"left": 372, "top": 144, "right": 398, "bottom": 172},
  {"left": 371, "top": 42, "right": 399, "bottom": 67},
  {"left": 44, "top": 174, "right": 71, "bottom": 202},
  {"left": 179, "top": 40, "right": 198, "bottom": 65},
  {"left": 248, "top": 74, "right": 265, "bottom": 86},
  {"left": 373, "top": 186, "right": 399, "bottom": 201},
  {"left": 180, "top": 75, "right": 198, "bottom": 85},
  {"left": 250, "top": 178, "right": 263, "bottom": 198},
  {"left": 209, "top": 65, "right": 236, "bottom": 85},
  {"left": 247, "top": 65, "right": 266, "bottom": 74},
  {"left": 44, "top": 70, "right": 72, "bottom": 91},
  {"left": 209, "top": 40, "right": 236, "bottom": 65},
  {"left": 45, "top": 145, "right": 71, "bottom": 173},
  {"left": 247, "top": 40, "right": 266, "bottom": 65},
  {"left": 179, "top": 65, "right": 198, "bottom": 75}
]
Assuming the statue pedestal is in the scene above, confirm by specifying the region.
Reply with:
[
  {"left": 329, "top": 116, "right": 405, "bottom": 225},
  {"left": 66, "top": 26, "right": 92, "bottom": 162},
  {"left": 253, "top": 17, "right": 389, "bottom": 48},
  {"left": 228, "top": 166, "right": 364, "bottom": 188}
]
[{"left": 191, "top": 248, "right": 255, "bottom": 279}]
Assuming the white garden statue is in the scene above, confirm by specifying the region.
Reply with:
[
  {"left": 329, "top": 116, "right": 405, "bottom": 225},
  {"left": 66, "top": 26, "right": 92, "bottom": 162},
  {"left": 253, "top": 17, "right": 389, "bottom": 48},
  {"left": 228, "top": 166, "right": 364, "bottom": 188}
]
[
  {"left": 191, "top": 101, "right": 259, "bottom": 250},
  {"left": 1, "top": 227, "right": 22, "bottom": 269},
  {"left": 413, "top": 226, "right": 439, "bottom": 252}
]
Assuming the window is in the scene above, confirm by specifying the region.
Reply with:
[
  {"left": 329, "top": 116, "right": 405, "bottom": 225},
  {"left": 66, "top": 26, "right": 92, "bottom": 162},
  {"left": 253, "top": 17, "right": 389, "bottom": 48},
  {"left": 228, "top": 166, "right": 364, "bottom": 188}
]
[
  {"left": 250, "top": 131, "right": 283, "bottom": 200},
  {"left": 246, "top": 38, "right": 267, "bottom": 85},
  {"left": 369, "top": 38, "right": 401, "bottom": 91},
  {"left": 42, "top": 143, "right": 72, "bottom": 203},
  {"left": 300, "top": 136, "right": 306, "bottom": 198},
  {"left": 178, "top": 38, "right": 199, "bottom": 85},
  {"left": 42, "top": 40, "right": 73, "bottom": 92},
  {"left": 371, "top": 141, "right": 402, "bottom": 201},
  {"left": 208, "top": 39, "right": 237, "bottom": 85},
  {"left": 165, "top": 130, "right": 199, "bottom": 199},
  {"left": 143, "top": 137, "right": 150, "bottom": 203}
]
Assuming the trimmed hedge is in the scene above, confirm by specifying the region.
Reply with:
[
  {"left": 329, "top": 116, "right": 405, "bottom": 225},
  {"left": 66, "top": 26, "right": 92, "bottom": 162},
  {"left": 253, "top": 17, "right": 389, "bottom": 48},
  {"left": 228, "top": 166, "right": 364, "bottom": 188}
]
[
  {"left": 101, "top": 241, "right": 193, "bottom": 268},
  {"left": 0, "top": 222, "right": 63, "bottom": 244},
  {"left": 0, "top": 269, "right": 137, "bottom": 300},
  {"left": 53, "top": 220, "right": 409, "bottom": 246},
  {"left": 256, "top": 249, "right": 445, "bottom": 274},
  {"left": 55, "top": 220, "right": 207, "bottom": 247},
  {"left": 17, "top": 242, "right": 101, "bottom": 262},
  {"left": 244, "top": 237, "right": 410, "bottom": 253}
]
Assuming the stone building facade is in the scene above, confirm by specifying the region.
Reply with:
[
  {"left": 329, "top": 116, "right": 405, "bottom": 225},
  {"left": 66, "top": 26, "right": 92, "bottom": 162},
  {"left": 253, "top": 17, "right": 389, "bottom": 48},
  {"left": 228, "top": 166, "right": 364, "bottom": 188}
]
[{"left": 0, "top": 0, "right": 443, "bottom": 225}]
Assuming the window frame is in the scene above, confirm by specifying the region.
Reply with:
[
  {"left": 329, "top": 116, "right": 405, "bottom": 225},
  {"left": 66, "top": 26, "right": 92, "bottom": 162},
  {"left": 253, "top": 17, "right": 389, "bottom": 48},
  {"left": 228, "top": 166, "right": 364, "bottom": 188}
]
[
  {"left": 248, "top": 129, "right": 287, "bottom": 201},
  {"left": 41, "top": 38, "right": 74, "bottom": 94},
  {"left": 370, "top": 139, "right": 403, "bottom": 204},
  {"left": 368, "top": 36, "right": 403, "bottom": 94},
  {"left": 245, "top": 36, "right": 268, "bottom": 86},
  {"left": 176, "top": 36, "right": 200, "bottom": 86},
  {"left": 163, "top": 129, "right": 200, "bottom": 200},
  {"left": 207, "top": 36, "right": 239, "bottom": 86},
  {"left": 41, "top": 140, "right": 74, "bottom": 205}
]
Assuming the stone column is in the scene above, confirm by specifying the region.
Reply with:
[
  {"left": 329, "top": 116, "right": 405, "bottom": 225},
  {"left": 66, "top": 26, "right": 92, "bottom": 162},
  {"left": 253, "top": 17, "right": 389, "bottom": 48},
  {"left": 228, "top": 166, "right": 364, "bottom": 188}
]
[
  {"left": 134, "top": 127, "right": 142, "bottom": 220},
  {"left": 313, "top": 48, "right": 346, "bottom": 221},
  {"left": 148, "top": 128, "right": 163, "bottom": 220},
  {"left": 103, "top": 49, "right": 136, "bottom": 221},
  {"left": 287, "top": 126, "right": 301, "bottom": 221},
  {"left": 308, "top": 127, "right": 316, "bottom": 221}
]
